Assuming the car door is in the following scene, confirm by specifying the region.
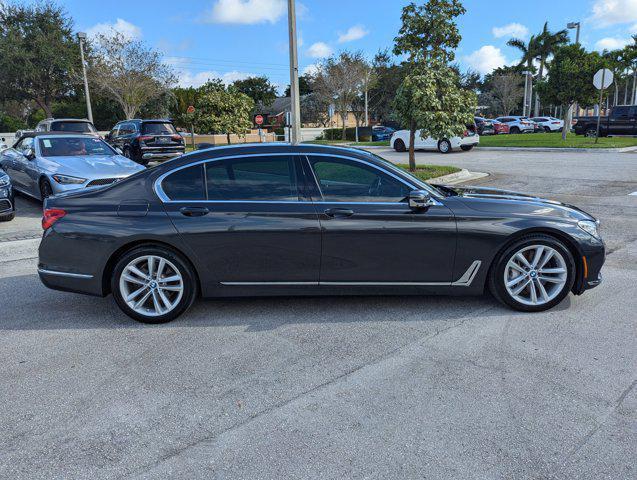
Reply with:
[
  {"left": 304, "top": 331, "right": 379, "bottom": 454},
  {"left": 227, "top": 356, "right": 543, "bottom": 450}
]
[
  {"left": 158, "top": 154, "right": 321, "bottom": 286},
  {"left": 6, "top": 137, "right": 35, "bottom": 190},
  {"left": 304, "top": 154, "right": 457, "bottom": 284},
  {"left": 608, "top": 106, "right": 635, "bottom": 135},
  {"left": 413, "top": 129, "right": 436, "bottom": 150}
]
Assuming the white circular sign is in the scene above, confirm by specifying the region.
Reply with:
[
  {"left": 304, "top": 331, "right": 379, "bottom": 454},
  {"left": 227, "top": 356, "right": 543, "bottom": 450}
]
[{"left": 593, "top": 68, "right": 614, "bottom": 90}]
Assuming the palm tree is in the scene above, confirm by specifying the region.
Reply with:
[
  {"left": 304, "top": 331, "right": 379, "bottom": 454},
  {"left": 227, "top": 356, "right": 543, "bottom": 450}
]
[
  {"left": 533, "top": 22, "right": 569, "bottom": 115},
  {"left": 507, "top": 35, "right": 539, "bottom": 115}
]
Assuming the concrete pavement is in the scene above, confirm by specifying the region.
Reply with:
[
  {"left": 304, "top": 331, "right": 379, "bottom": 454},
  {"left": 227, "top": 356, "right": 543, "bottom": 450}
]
[{"left": 0, "top": 148, "right": 635, "bottom": 479}]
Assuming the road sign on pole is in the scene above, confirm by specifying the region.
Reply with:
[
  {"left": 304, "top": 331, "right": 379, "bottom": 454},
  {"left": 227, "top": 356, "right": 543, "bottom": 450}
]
[
  {"left": 254, "top": 114, "right": 264, "bottom": 126},
  {"left": 593, "top": 69, "right": 614, "bottom": 143}
]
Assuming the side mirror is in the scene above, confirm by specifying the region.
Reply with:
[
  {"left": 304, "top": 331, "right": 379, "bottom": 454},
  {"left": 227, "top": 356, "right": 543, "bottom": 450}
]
[
  {"left": 409, "top": 190, "right": 434, "bottom": 210},
  {"left": 24, "top": 148, "right": 35, "bottom": 160}
]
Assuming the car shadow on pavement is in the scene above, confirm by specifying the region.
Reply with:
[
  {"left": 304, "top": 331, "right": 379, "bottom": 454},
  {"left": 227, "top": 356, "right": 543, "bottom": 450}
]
[{"left": 0, "top": 273, "right": 572, "bottom": 332}]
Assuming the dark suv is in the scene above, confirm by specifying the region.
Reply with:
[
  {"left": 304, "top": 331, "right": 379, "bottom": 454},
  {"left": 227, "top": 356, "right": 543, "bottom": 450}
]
[
  {"left": 35, "top": 118, "right": 98, "bottom": 134},
  {"left": 106, "top": 119, "right": 185, "bottom": 165}
]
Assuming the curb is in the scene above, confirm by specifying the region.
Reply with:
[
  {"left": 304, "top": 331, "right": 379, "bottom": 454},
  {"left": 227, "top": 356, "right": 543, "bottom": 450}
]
[
  {"left": 476, "top": 146, "right": 637, "bottom": 153},
  {"left": 429, "top": 169, "right": 489, "bottom": 185}
]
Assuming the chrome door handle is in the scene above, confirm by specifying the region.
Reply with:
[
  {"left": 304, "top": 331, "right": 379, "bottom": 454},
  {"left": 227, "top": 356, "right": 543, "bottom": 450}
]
[{"left": 179, "top": 206, "right": 209, "bottom": 217}]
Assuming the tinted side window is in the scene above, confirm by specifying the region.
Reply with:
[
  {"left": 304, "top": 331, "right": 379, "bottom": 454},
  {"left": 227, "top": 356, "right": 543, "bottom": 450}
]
[
  {"left": 206, "top": 156, "right": 298, "bottom": 201},
  {"left": 612, "top": 106, "right": 629, "bottom": 117},
  {"left": 162, "top": 164, "right": 205, "bottom": 201},
  {"left": 308, "top": 156, "right": 409, "bottom": 203}
]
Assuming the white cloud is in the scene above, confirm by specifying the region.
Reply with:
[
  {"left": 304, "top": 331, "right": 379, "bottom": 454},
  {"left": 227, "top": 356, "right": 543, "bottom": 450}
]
[
  {"left": 462, "top": 45, "right": 508, "bottom": 75},
  {"left": 86, "top": 18, "right": 141, "bottom": 41},
  {"left": 338, "top": 24, "right": 369, "bottom": 43},
  {"left": 302, "top": 63, "right": 321, "bottom": 76},
  {"left": 307, "top": 42, "right": 333, "bottom": 58},
  {"left": 202, "top": 0, "right": 286, "bottom": 25},
  {"left": 178, "top": 70, "right": 255, "bottom": 88},
  {"left": 492, "top": 23, "right": 529, "bottom": 39},
  {"left": 590, "top": 0, "right": 637, "bottom": 27},
  {"left": 594, "top": 36, "right": 633, "bottom": 50}
]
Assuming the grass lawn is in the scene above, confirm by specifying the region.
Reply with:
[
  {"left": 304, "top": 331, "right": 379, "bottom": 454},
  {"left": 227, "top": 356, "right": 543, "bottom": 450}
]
[
  {"left": 396, "top": 164, "right": 461, "bottom": 181},
  {"left": 478, "top": 132, "right": 637, "bottom": 149}
]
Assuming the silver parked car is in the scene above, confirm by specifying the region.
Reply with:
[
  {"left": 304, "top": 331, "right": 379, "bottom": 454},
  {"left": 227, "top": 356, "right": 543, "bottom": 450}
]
[
  {"left": 0, "top": 133, "right": 145, "bottom": 200},
  {"left": 494, "top": 116, "right": 536, "bottom": 134}
]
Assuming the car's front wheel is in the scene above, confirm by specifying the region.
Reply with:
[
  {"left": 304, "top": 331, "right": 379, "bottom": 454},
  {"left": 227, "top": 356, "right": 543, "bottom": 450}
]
[
  {"left": 111, "top": 246, "right": 197, "bottom": 323},
  {"left": 393, "top": 139, "right": 406, "bottom": 152},
  {"left": 438, "top": 139, "right": 452, "bottom": 153},
  {"left": 489, "top": 235, "right": 575, "bottom": 312}
]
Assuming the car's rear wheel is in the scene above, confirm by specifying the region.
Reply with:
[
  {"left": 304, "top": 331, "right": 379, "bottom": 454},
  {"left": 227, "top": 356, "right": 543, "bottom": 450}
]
[
  {"left": 510, "top": 126, "right": 520, "bottom": 134},
  {"left": 585, "top": 127, "right": 597, "bottom": 138},
  {"left": 437, "top": 139, "right": 452, "bottom": 153},
  {"left": 39, "top": 178, "right": 53, "bottom": 200},
  {"left": 460, "top": 145, "right": 474, "bottom": 151},
  {"left": 489, "top": 235, "right": 575, "bottom": 312},
  {"left": 544, "top": 126, "right": 551, "bottom": 132},
  {"left": 111, "top": 246, "right": 197, "bottom": 323},
  {"left": 393, "top": 139, "right": 406, "bottom": 152},
  {"left": 0, "top": 212, "right": 15, "bottom": 222}
]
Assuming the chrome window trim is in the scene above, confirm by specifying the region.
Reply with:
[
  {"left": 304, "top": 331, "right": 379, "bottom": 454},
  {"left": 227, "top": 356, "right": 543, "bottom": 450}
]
[
  {"left": 154, "top": 151, "right": 441, "bottom": 204},
  {"left": 38, "top": 268, "right": 94, "bottom": 279}
]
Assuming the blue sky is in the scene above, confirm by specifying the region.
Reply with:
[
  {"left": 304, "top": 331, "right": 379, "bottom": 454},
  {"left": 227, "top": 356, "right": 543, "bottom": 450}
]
[{"left": 59, "top": 0, "right": 637, "bottom": 92}]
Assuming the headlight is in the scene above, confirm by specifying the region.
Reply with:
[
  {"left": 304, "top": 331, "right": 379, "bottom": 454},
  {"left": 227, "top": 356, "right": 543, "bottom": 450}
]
[
  {"left": 578, "top": 220, "right": 600, "bottom": 239},
  {"left": 0, "top": 175, "right": 9, "bottom": 187},
  {"left": 52, "top": 174, "right": 86, "bottom": 185}
]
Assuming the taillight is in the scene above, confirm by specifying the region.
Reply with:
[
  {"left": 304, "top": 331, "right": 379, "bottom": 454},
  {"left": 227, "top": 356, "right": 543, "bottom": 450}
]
[
  {"left": 171, "top": 134, "right": 182, "bottom": 142},
  {"left": 463, "top": 130, "right": 469, "bottom": 137},
  {"left": 42, "top": 208, "right": 66, "bottom": 230},
  {"left": 139, "top": 135, "right": 154, "bottom": 142}
]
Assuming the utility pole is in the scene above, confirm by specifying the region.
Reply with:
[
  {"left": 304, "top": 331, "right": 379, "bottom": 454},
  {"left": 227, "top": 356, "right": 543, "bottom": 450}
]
[
  {"left": 287, "top": 0, "right": 301, "bottom": 145},
  {"left": 77, "top": 32, "right": 93, "bottom": 124},
  {"left": 522, "top": 71, "right": 529, "bottom": 116},
  {"left": 567, "top": 22, "right": 581, "bottom": 116}
]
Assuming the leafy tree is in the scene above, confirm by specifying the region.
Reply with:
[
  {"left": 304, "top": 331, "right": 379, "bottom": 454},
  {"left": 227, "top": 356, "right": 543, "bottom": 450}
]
[
  {"left": 0, "top": 2, "right": 80, "bottom": 117},
  {"left": 301, "top": 93, "right": 331, "bottom": 127},
  {"left": 533, "top": 22, "right": 568, "bottom": 115},
  {"left": 393, "top": 0, "right": 474, "bottom": 170},
  {"left": 89, "top": 32, "right": 176, "bottom": 119},
  {"left": 284, "top": 74, "right": 313, "bottom": 97},
  {"left": 367, "top": 50, "right": 406, "bottom": 125},
  {"left": 487, "top": 73, "right": 524, "bottom": 115},
  {"left": 536, "top": 45, "right": 603, "bottom": 140},
  {"left": 394, "top": 62, "right": 476, "bottom": 171},
  {"left": 191, "top": 84, "right": 254, "bottom": 144},
  {"left": 232, "top": 76, "right": 277, "bottom": 110}
]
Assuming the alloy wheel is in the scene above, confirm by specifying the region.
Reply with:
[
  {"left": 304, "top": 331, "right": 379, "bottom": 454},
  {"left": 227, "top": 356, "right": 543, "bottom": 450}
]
[
  {"left": 504, "top": 245, "right": 567, "bottom": 306},
  {"left": 119, "top": 255, "right": 184, "bottom": 317}
]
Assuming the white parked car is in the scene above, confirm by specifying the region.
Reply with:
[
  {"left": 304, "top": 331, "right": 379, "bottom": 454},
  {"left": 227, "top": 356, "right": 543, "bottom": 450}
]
[
  {"left": 530, "top": 117, "right": 564, "bottom": 132},
  {"left": 389, "top": 128, "right": 479, "bottom": 153}
]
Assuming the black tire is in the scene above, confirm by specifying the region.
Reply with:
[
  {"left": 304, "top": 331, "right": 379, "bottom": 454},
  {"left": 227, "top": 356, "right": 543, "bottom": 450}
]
[
  {"left": 510, "top": 126, "right": 520, "bottom": 134},
  {"left": 0, "top": 212, "right": 15, "bottom": 222},
  {"left": 437, "top": 139, "right": 452, "bottom": 153},
  {"left": 488, "top": 234, "right": 576, "bottom": 312},
  {"left": 543, "top": 127, "right": 551, "bottom": 133},
  {"left": 394, "top": 139, "right": 406, "bottom": 152},
  {"left": 111, "top": 245, "right": 198, "bottom": 324},
  {"left": 39, "top": 178, "right": 53, "bottom": 200},
  {"left": 585, "top": 127, "right": 597, "bottom": 138},
  {"left": 460, "top": 145, "right": 474, "bottom": 151}
]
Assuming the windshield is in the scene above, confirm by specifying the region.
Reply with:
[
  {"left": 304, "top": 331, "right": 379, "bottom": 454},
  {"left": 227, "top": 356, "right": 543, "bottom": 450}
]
[
  {"left": 142, "top": 122, "right": 177, "bottom": 135},
  {"left": 50, "top": 121, "right": 96, "bottom": 133},
  {"left": 39, "top": 137, "right": 116, "bottom": 157}
]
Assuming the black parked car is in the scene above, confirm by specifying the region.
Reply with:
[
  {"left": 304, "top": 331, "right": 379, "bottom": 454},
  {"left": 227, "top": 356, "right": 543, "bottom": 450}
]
[
  {"left": 106, "top": 119, "right": 185, "bottom": 165},
  {"left": 474, "top": 117, "right": 495, "bottom": 135},
  {"left": 38, "top": 144, "right": 605, "bottom": 324},
  {"left": 0, "top": 168, "right": 15, "bottom": 221}
]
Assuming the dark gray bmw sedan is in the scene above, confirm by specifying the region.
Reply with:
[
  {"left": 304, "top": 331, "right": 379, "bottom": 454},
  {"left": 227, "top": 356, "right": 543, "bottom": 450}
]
[{"left": 38, "top": 144, "right": 605, "bottom": 323}]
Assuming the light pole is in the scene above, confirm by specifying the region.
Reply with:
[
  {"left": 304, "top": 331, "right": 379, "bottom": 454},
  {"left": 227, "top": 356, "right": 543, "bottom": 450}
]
[
  {"left": 567, "top": 22, "right": 581, "bottom": 116},
  {"left": 286, "top": 0, "right": 301, "bottom": 145},
  {"left": 77, "top": 32, "right": 93, "bottom": 124},
  {"left": 522, "top": 70, "right": 531, "bottom": 116}
]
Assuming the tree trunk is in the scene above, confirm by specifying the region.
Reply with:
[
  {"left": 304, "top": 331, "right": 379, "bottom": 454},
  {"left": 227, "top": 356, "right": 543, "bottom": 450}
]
[
  {"left": 226, "top": 133, "right": 231, "bottom": 145},
  {"left": 35, "top": 98, "right": 52, "bottom": 118},
  {"left": 408, "top": 121, "right": 416, "bottom": 172},
  {"left": 340, "top": 111, "right": 347, "bottom": 141},
  {"left": 561, "top": 103, "right": 572, "bottom": 141},
  {"left": 534, "top": 59, "right": 544, "bottom": 117}
]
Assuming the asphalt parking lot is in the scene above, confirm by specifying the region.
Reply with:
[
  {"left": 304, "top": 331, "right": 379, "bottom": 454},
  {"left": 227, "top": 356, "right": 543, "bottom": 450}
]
[{"left": 1, "top": 148, "right": 636, "bottom": 479}]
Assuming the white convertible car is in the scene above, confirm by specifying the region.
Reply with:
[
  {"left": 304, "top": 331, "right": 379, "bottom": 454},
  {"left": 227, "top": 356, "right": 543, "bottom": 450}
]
[{"left": 389, "top": 128, "right": 479, "bottom": 153}]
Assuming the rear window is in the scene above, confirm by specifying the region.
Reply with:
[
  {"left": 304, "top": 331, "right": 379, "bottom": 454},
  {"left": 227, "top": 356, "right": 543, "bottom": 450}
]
[
  {"left": 50, "top": 121, "right": 96, "bottom": 133},
  {"left": 142, "top": 122, "right": 177, "bottom": 135}
]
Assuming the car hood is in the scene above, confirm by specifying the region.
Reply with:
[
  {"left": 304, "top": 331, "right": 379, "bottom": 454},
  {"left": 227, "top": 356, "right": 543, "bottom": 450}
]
[
  {"left": 446, "top": 186, "right": 596, "bottom": 222},
  {"left": 39, "top": 155, "right": 145, "bottom": 178}
]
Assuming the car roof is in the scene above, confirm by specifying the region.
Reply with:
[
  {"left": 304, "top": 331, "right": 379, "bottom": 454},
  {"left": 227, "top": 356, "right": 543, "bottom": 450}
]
[
  {"left": 117, "top": 119, "right": 173, "bottom": 123},
  {"left": 40, "top": 118, "right": 92, "bottom": 123},
  {"left": 15, "top": 132, "right": 99, "bottom": 140}
]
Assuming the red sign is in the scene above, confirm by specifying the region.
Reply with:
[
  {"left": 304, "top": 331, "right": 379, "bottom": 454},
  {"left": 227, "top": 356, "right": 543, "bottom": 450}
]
[
  {"left": 254, "top": 114, "right": 264, "bottom": 125},
  {"left": 186, "top": 105, "right": 195, "bottom": 114}
]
